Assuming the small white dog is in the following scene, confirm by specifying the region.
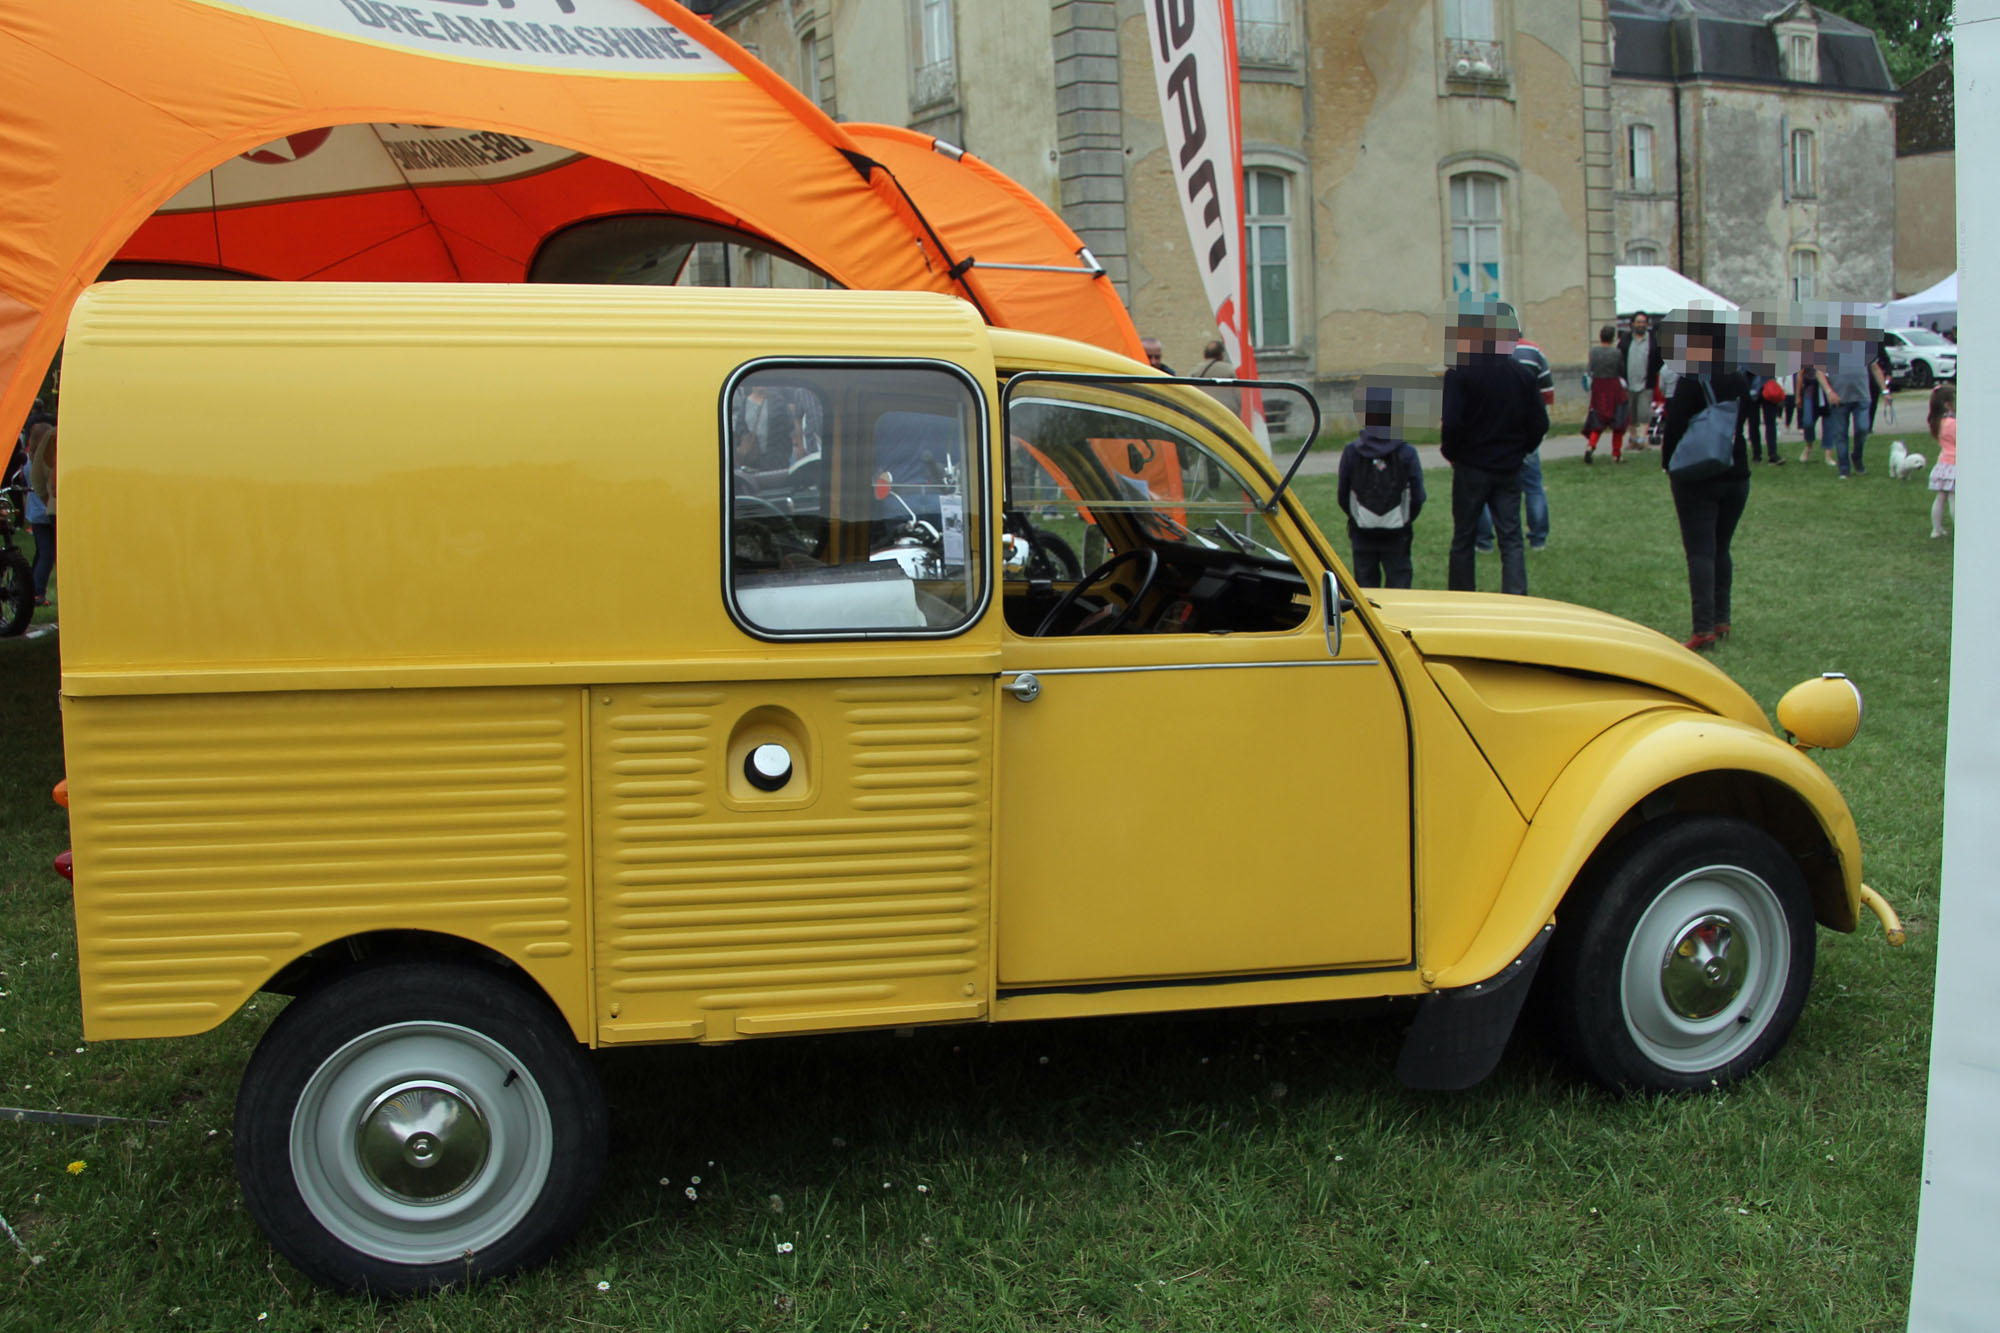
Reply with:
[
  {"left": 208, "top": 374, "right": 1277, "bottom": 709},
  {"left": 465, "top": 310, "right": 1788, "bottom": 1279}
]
[{"left": 1890, "top": 438, "right": 1928, "bottom": 480}]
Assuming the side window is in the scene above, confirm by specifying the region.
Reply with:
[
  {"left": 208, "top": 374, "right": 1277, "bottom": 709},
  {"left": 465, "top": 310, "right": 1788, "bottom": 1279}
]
[
  {"left": 1004, "top": 382, "right": 1311, "bottom": 638},
  {"left": 726, "top": 363, "right": 985, "bottom": 638}
]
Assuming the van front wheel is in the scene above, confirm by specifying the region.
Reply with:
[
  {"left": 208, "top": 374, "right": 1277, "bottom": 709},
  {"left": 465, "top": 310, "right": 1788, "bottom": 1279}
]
[
  {"left": 1548, "top": 815, "right": 1815, "bottom": 1092},
  {"left": 234, "top": 961, "right": 606, "bottom": 1294}
]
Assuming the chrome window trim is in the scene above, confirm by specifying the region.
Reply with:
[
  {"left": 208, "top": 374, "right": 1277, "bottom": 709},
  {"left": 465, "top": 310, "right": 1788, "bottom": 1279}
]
[
  {"left": 720, "top": 355, "right": 993, "bottom": 644},
  {"left": 1003, "top": 659, "right": 1379, "bottom": 680}
]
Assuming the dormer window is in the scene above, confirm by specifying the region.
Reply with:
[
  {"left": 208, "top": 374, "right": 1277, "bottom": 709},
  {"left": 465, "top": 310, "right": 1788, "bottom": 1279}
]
[{"left": 1776, "top": 9, "right": 1820, "bottom": 83}]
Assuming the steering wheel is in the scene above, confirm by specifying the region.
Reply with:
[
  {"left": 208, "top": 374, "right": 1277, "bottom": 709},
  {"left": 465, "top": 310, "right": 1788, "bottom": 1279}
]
[{"left": 1032, "top": 547, "right": 1161, "bottom": 637}]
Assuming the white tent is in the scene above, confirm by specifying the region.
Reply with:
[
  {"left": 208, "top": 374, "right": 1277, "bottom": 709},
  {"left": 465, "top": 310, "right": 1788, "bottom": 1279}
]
[
  {"left": 1615, "top": 265, "right": 1738, "bottom": 316},
  {"left": 1882, "top": 272, "right": 1957, "bottom": 329}
]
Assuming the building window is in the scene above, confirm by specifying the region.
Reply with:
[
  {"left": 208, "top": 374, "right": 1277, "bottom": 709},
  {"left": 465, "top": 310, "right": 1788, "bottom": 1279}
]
[
  {"left": 1628, "top": 124, "right": 1654, "bottom": 192},
  {"left": 797, "top": 30, "right": 823, "bottom": 108},
  {"left": 1237, "top": 0, "right": 1294, "bottom": 66},
  {"left": 1626, "top": 243, "right": 1659, "bottom": 267},
  {"left": 1245, "top": 168, "right": 1294, "bottom": 349},
  {"left": 1791, "top": 249, "right": 1818, "bottom": 301},
  {"left": 910, "top": 0, "right": 956, "bottom": 111},
  {"left": 1784, "top": 31, "right": 1819, "bottom": 82},
  {"left": 1789, "top": 128, "right": 1817, "bottom": 197},
  {"left": 1444, "top": 0, "right": 1505, "bottom": 82},
  {"left": 1449, "top": 172, "right": 1505, "bottom": 300}
]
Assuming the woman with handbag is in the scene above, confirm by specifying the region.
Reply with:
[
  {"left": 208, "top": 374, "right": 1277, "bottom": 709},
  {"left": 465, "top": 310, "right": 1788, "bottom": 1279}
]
[{"left": 1659, "top": 315, "right": 1750, "bottom": 652}]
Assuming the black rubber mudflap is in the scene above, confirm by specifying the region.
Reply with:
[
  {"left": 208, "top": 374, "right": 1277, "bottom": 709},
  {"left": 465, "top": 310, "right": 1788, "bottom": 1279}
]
[{"left": 1395, "top": 924, "right": 1554, "bottom": 1091}]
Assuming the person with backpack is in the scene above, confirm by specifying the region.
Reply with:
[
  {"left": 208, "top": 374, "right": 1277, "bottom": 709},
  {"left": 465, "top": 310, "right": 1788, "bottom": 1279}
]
[{"left": 1337, "top": 377, "right": 1428, "bottom": 589}]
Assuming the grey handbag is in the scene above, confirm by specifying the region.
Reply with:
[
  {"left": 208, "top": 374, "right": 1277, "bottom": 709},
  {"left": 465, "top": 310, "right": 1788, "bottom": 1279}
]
[{"left": 1667, "top": 375, "right": 1737, "bottom": 481}]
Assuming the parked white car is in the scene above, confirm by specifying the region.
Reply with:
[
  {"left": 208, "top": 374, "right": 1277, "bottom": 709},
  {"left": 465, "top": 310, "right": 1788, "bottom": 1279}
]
[{"left": 1883, "top": 328, "right": 1957, "bottom": 389}]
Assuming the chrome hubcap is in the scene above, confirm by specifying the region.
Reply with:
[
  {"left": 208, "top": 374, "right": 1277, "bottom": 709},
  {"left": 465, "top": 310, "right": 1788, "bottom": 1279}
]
[
  {"left": 1661, "top": 914, "right": 1743, "bottom": 1019},
  {"left": 1620, "top": 865, "right": 1791, "bottom": 1075},
  {"left": 290, "top": 1020, "right": 554, "bottom": 1265},
  {"left": 356, "top": 1081, "right": 490, "bottom": 1203}
]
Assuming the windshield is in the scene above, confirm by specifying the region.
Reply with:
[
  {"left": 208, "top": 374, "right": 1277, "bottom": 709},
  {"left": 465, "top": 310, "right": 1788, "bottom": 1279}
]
[{"left": 1899, "top": 329, "right": 1953, "bottom": 347}]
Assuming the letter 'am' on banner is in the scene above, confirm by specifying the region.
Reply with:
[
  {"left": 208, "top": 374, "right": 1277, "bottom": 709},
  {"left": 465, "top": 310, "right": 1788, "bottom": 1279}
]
[
  {"left": 188, "top": 0, "right": 740, "bottom": 78},
  {"left": 1141, "top": 0, "right": 1266, "bottom": 445}
]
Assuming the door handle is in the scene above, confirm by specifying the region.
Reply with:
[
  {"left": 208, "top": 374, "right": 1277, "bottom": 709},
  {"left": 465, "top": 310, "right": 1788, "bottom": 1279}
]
[{"left": 1005, "top": 673, "right": 1042, "bottom": 702}]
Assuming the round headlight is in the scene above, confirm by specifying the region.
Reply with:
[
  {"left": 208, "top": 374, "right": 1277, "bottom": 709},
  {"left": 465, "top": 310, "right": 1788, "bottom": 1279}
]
[{"left": 1776, "top": 673, "right": 1863, "bottom": 750}]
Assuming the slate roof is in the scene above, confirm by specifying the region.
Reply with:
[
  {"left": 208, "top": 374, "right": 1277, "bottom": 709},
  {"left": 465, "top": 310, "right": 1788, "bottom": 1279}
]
[{"left": 1609, "top": 0, "right": 1895, "bottom": 93}]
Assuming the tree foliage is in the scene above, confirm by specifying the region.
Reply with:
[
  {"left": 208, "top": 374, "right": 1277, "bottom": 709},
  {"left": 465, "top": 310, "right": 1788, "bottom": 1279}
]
[{"left": 1814, "top": 0, "right": 1954, "bottom": 85}]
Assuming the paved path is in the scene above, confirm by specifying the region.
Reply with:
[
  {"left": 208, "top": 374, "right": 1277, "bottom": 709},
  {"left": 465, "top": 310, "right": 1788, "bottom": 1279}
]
[{"left": 1290, "top": 413, "right": 1921, "bottom": 477}]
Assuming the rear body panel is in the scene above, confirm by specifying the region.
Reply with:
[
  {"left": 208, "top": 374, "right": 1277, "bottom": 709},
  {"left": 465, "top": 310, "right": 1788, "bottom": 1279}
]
[{"left": 589, "top": 675, "right": 993, "bottom": 1044}]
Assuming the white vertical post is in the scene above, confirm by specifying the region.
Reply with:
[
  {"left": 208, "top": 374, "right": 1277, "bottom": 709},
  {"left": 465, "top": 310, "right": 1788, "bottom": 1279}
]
[{"left": 1908, "top": 9, "right": 1998, "bottom": 1329}]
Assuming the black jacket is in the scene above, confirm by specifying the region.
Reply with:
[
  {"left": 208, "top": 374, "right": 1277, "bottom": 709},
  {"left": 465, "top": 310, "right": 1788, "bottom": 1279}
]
[
  {"left": 1660, "top": 369, "right": 1751, "bottom": 483},
  {"left": 1440, "top": 352, "right": 1548, "bottom": 473},
  {"left": 1616, "top": 329, "right": 1665, "bottom": 391}
]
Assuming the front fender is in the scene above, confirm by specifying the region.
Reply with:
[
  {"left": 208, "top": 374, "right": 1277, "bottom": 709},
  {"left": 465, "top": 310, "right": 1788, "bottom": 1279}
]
[{"left": 1431, "top": 709, "right": 1861, "bottom": 988}]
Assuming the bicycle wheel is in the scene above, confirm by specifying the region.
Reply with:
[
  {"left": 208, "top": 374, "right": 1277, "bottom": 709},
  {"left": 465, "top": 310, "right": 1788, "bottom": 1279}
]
[{"left": 0, "top": 545, "right": 33, "bottom": 636}]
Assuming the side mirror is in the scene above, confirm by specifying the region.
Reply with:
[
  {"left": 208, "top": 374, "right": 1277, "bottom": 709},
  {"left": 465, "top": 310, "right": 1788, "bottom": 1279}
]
[{"left": 1322, "top": 570, "right": 1353, "bottom": 657}]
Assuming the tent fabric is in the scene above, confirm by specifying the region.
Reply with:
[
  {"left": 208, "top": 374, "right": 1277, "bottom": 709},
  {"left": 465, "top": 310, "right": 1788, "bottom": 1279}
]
[
  {"left": 115, "top": 127, "right": 764, "bottom": 282},
  {"left": 1882, "top": 272, "right": 1957, "bottom": 327},
  {"left": 1615, "top": 265, "right": 1739, "bottom": 316},
  {"left": 846, "top": 125, "right": 1144, "bottom": 363},
  {"left": 0, "top": 0, "right": 978, "bottom": 440}
]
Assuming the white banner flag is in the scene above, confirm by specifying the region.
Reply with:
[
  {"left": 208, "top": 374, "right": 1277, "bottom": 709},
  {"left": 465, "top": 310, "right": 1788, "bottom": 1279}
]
[{"left": 1141, "top": 0, "right": 1264, "bottom": 440}]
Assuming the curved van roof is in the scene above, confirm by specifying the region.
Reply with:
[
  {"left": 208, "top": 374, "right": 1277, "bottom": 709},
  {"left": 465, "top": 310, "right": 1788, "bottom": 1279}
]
[{"left": 58, "top": 283, "right": 1010, "bottom": 695}]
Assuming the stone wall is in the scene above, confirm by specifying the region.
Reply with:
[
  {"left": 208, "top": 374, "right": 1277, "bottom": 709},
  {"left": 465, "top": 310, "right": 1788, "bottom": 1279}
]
[{"left": 1895, "top": 152, "right": 1955, "bottom": 297}]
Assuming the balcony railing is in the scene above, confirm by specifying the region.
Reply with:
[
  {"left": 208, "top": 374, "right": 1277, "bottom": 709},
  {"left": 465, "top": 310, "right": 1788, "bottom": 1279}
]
[
  {"left": 1236, "top": 19, "right": 1295, "bottom": 68},
  {"left": 1444, "top": 37, "right": 1507, "bottom": 83},
  {"left": 912, "top": 56, "right": 957, "bottom": 111}
]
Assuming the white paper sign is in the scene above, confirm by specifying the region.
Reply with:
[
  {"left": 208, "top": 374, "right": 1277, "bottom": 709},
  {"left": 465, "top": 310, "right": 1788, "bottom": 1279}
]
[
  {"left": 191, "top": 0, "right": 738, "bottom": 77},
  {"left": 937, "top": 492, "right": 967, "bottom": 567}
]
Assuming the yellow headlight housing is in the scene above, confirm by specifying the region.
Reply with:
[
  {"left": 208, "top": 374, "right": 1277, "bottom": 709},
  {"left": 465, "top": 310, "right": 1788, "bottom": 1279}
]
[{"left": 1777, "top": 672, "right": 1863, "bottom": 750}]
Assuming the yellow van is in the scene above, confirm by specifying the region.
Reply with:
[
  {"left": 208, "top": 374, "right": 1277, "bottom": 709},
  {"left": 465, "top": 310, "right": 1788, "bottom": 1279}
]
[{"left": 53, "top": 281, "right": 1893, "bottom": 1294}]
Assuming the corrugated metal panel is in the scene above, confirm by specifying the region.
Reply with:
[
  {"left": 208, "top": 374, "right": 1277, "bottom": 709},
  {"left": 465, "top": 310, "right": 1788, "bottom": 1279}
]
[
  {"left": 592, "top": 677, "right": 991, "bottom": 1042},
  {"left": 66, "top": 687, "right": 591, "bottom": 1040}
]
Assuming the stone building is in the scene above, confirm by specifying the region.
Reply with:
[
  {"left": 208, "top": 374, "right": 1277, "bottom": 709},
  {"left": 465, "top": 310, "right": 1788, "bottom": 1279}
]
[
  {"left": 1606, "top": 0, "right": 1897, "bottom": 305},
  {"left": 701, "top": 0, "right": 1619, "bottom": 412},
  {"left": 1893, "top": 59, "right": 1953, "bottom": 298}
]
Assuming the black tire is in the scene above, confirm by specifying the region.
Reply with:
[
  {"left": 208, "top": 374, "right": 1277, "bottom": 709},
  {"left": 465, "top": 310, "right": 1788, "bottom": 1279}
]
[
  {"left": 1025, "top": 530, "right": 1080, "bottom": 582},
  {"left": 0, "top": 545, "right": 32, "bottom": 637},
  {"left": 1910, "top": 361, "right": 1934, "bottom": 390},
  {"left": 1545, "top": 815, "right": 1815, "bottom": 1092},
  {"left": 234, "top": 961, "right": 607, "bottom": 1295}
]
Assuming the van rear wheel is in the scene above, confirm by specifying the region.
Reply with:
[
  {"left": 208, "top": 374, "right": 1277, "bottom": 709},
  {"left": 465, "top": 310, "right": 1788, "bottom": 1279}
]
[
  {"left": 1547, "top": 815, "right": 1815, "bottom": 1092},
  {"left": 234, "top": 961, "right": 606, "bottom": 1294}
]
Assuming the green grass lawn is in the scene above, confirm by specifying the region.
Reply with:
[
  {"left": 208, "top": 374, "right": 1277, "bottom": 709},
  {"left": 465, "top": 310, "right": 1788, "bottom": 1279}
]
[{"left": 0, "top": 446, "right": 1945, "bottom": 1330}]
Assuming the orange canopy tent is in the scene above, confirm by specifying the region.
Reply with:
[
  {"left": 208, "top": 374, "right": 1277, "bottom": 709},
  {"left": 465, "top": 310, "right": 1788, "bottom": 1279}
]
[
  {"left": 0, "top": 0, "right": 1135, "bottom": 444},
  {"left": 114, "top": 123, "right": 813, "bottom": 285},
  {"left": 843, "top": 125, "right": 1141, "bottom": 364}
]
